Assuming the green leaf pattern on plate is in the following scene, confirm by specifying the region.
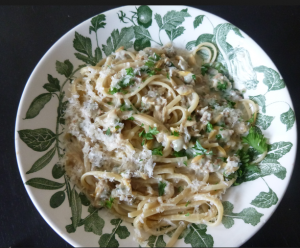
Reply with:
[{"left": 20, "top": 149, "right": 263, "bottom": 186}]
[{"left": 222, "top": 201, "right": 263, "bottom": 229}]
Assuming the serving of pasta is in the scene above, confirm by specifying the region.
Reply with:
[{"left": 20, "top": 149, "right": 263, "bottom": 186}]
[{"left": 64, "top": 42, "right": 266, "bottom": 247}]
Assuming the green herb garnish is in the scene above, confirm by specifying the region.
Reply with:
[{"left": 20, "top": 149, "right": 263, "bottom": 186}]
[
  {"left": 104, "top": 197, "right": 114, "bottom": 209},
  {"left": 192, "top": 74, "right": 196, "bottom": 80},
  {"left": 185, "top": 201, "right": 190, "bottom": 207},
  {"left": 152, "top": 145, "right": 164, "bottom": 156},
  {"left": 247, "top": 114, "right": 255, "bottom": 124},
  {"left": 193, "top": 140, "right": 213, "bottom": 156},
  {"left": 171, "top": 131, "right": 179, "bottom": 137},
  {"left": 115, "top": 125, "right": 121, "bottom": 130},
  {"left": 166, "top": 73, "right": 170, "bottom": 79},
  {"left": 183, "top": 161, "right": 187, "bottom": 166},
  {"left": 173, "top": 149, "right": 187, "bottom": 157},
  {"left": 105, "top": 128, "right": 111, "bottom": 136},
  {"left": 242, "top": 126, "right": 268, "bottom": 154},
  {"left": 217, "top": 81, "right": 227, "bottom": 91},
  {"left": 201, "top": 63, "right": 210, "bottom": 75},
  {"left": 227, "top": 99, "right": 236, "bottom": 108},
  {"left": 158, "top": 181, "right": 167, "bottom": 196},
  {"left": 187, "top": 116, "right": 192, "bottom": 121},
  {"left": 216, "top": 134, "right": 222, "bottom": 140},
  {"left": 120, "top": 103, "right": 133, "bottom": 112},
  {"left": 206, "top": 122, "right": 213, "bottom": 133},
  {"left": 127, "top": 116, "right": 135, "bottom": 121},
  {"left": 125, "top": 67, "right": 134, "bottom": 76},
  {"left": 185, "top": 212, "right": 190, "bottom": 217}
]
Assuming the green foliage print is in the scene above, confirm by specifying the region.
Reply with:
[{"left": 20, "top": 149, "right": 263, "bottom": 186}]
[
  {"left": 256, "top": 113, "right": 275, "bottom": 130},
  {"left": 147, "top": 235, "right": 166, "bottom": 247},
  {"left": 222, "top": 201, "right": 263, "bottom": 229},
  {"left": 280, "top": 107, "right": 295, "bottom": 131},
  {"left": 98, "top": 219, "right": 130, "bottom": 247},
  {"left": 184, "top": 224, "right": 214, "bottom": 247},
  {"left": 250, "top": 178, "right": 278, "bottom": 208},
  {"left": 254, "top": 66, "right": 285, "bottom": 92}
]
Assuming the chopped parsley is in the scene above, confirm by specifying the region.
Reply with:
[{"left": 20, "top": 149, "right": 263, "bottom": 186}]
[
  {"left": 153, "top": 53, "right": 161, "bottom": 61},
  {"left": 104, "top": 197, "right": 114, "bottom": 209},
  {"left": 183, "top": 161, "right": 187, "bottom": 166},
  {"left": 185, "top": 201, "right": 190, "bottom": 207},
  {"left": 115, "top": 125, "right": 121, "bottom": 130},
  {"left": 227, "top": 99, "right": 236, "bottom": 108},
  {"left": 187, "top": 116, "right": 192, "bottom": 121},
  {"left": 166, "top": 73, "right": 170, "bottom": 79},
  {"left": 206, "top": 122, "right": 213, "bottom": 133},
  {"left": 193, "top": 140, "right": 213, "bottom": 156},
  {"left": 107, "top": 102, "right": 112, "bottom": 105},
  {"left": 218, "top": 157, "right": 227, "bottom": 162},
  {"left": 177, "top": 186, "right": 183, "bottom": 193},
  {"left": 105, "top": 128, "right": 111, "bottom": 136},
  {"left": 201, "top": 63, "right": 210, "bottom": 75},
  {"left": 109, "top": 76, "right": 135, "bottom": 95},
  {"left": 108, "top": 88, "right": 119, "bottom": 95},
  {"left": 247, "top": 114, "right": 255, "bottom": 124},
  {"left": 242, "top": 126, "right": 268, "bottom": 154},
  {"left": 216, "top": 134, "right": 222, "bottom": 140},
  {"left": 173, "top": 149, "right": 187, "bottom": 157},
  {"left": 152, "top": 145, "right": 163, "bottom": 156},
  {"left": 158, "top": 181, "right": 167, "bottom": 196},
  {"left": 120, "top": 103, "right": 133, "bottom": 112},
  {"left": 192, "top": 74, "right": 196, "bottom": 80},
  {"left": 232, "top": 149, "right": 261, "bottom": 186},
  {"left": 168, "top": 62, "right": 175, "bottom": 67},
  {"left": 127, "top": 116, "right": 135, "bottom": 121},
  {"left": 171, "top": 131, "right": 179, "bottom": 137},
  {"left": 139, "top": 126, "right": 159, "bottom": 146},
  {"left": 217, "top": 81, "right": 227, "bottom": 91},
  {"left": 145, "top": 60, "right": 155, "bottom": 68},
  {"left": 185, "top": 212, "right": 190, "bottom": 217},
  {"left": 125, "top": 67, "right": 134, "bottom": 76}
]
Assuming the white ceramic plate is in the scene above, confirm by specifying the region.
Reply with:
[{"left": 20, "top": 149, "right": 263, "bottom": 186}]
[{"left": 15, "top": 5, "right": 297, "bottom": 247}]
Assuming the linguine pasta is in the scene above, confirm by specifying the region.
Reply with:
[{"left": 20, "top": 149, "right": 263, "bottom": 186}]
[{"left": 64, "top": 43, "right": 263, "bottom": 246}]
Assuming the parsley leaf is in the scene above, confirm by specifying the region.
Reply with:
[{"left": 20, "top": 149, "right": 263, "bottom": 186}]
[
  {"left": 177, "top": 186, "right": 183, "bottom": 193},
  {"left": 185, "top": 212, "right": 190, "bottom": 216},
  {"left": 193, "top": 140, "right": 213, "bottom": 155},
  {"left": 206, "top": 122, "right": 213, "bottom": 133},
  {"left": 183, "top": 161, "right": 187, "bottom": 166},
  {"left": 127, "top": 116, "right": 135, "bottom": 121},
  {"left": 120, "top": 103, "right": 133, "bottom": 112},
  {"left": 115, "top": 125, "right": 121, "bottom": 130},
  {"left": 185, "top": 201, "right": 190, "bottom": 207},
  {"left": 173, "top": 149, "right": 186, "bottom": 157},
  {"left": 152, "top": 145, "right": 163, "bottom": 156},
  {"left": 153, "top": 53, "right": 161, "bottom": 61},
  {"left": 108, "top": 88, "right": 119, "bottom": 95},
  {"left": 104, "top": 197, "right": 114, "bottom": 209},
  {"left": 187, "top": 116, "right": 192, "bottom": 121},
  {"left": 166, "top": 73, "right": 170, "bottom": 79},
  {"left": 139, "top": 126, "right": 159, "bottom": 145},
  {"left": 218, "top": 157, "right": 227, "bottom": 162},
  {"left": 105, "top": 128, "right": 111, "bottom": 136},
  {"left": 227, "top": 99, "right": 236, "bottom": 108},
  {"left": 201, "top": 63, "right": 210, "bottom": 76},
  {"left": 247, "top": 114, "right": 255, "bottom": 124},
  {"left": 242, "top": 126, "right": 268, "bottom": 154},
  {"left": 217, "top": 81, "right": 227, "bottom": 91},
  {"left": 171, "top": 131, "right": 179, "bottom": 137},
  {"left": 192, "top": 74, "right": 196, "bottom": 80},
  {"left": 158, "top": 181, "right": 167, "bottom": 196},
  {"left": 216, "top": 134, "right": 222, "bottom": 140},
  {"left": 125, "top": 67, "right": 134, "bottom": 76},
  {"left": 145, "top": 60, "right": 155, "bottom": 68}
]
